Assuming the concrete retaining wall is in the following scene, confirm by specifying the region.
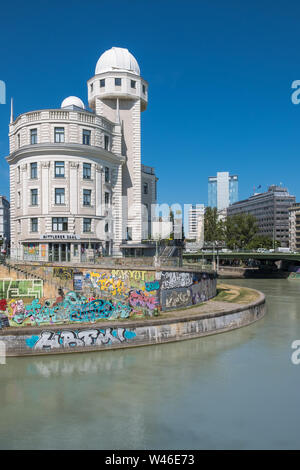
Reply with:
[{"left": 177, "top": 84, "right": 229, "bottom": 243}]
[
  {"left": 0, "top": 289, "right": 266, "bottom": 357},
  {"left": 0, "top": 266, "right": 217, "bottom": 327}
]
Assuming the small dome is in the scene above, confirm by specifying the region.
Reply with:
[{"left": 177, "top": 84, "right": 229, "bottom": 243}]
[
  {"left": 95, "top": 47, "right": 140, "bottom": 75},
  {"left": 61, "top": 96, "right": 85, "bottom": 109}
]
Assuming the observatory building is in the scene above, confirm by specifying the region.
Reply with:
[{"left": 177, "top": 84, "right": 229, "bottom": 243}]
[{"left": 6, "top": 47, "right": 157, "bottom": 261}]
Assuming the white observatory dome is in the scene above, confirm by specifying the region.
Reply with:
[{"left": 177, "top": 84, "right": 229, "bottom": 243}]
[
  {"left": 95, "top": 47, "right": 140, "bottom": 75},
  {"left": 61, "top": 96, "right": 85, "bottom": 109}
]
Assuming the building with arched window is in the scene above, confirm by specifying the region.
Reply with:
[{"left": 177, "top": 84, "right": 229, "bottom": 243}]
[{"left": 6, "top": 47, "right": 157, "bottom": 261}]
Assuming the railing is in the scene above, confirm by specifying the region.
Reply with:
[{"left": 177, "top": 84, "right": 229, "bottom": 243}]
[
  {"left": 49, "top": 110, "right": 69, "bottom": 120},
  {"left": 12, "top": 109, "right": 114, "bottom": 133}
]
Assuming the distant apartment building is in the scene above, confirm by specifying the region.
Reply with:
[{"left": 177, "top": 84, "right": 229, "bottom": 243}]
[
  {"left": 208, "top": 172, "right": 238, "bottom": 210},
  {"left": 289, "top": 203, "right": 300, "bottom": 251},
  {"left": 227, "top": 185, "right": 295, "bottom": 247},
  {"left": 0, "top": 196, "right": 10, "bottom": 248},
  {"left": 188, "top": 204, "right": 205, "bottom": 244}
]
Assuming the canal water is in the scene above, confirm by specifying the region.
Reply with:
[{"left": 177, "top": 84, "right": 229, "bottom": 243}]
[{"left": 1, "top": 278, "right": 300, "bottom": 450}]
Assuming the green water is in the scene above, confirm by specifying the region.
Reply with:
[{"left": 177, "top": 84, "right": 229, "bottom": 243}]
[{"left": 1, "top": 278, "right": 300, "bottom": 450}]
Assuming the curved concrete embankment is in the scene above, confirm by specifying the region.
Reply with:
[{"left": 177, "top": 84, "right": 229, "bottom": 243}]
[{"left": 0, "top": 286, "right": 266, "bottom": 357}]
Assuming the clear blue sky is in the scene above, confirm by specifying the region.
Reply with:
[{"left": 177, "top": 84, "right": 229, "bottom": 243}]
[{"left": 1, "top": 0, "right": 300, "bottom": 208}]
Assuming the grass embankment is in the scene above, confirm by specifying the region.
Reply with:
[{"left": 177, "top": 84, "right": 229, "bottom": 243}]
[{"left": 214, "top": 283, "right": 259, "bottom": 304}]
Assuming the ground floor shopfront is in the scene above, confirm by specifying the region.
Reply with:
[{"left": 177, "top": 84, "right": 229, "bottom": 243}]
[{"left": 16, "top": 240, "right": 112, "bottom": 262}]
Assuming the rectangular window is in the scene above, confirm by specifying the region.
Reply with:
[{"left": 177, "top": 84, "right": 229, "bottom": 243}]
[
  {"left": 17, "top": 191, "right": 21, "bottom": 208},
  {"left": 115, "top": 78, "right": 121, "bottom": 86},
  {"left": 17, "top": 166, "right": 20, "bottom": 183},
  {"left": 31, "top": 218, "right": 38, "bottom": 232},
  {"left": 104, "top": 135, "right": 109, "bottom": 150},
  {"left": 55, "top": 161, "right": 65, "bottom": 178},
  {"left": 17, "top": 134, "right": 20, "bottom": 147},
  {"left": 83, "top": 218, "right": 92, "bottom": 233},
  {"left": 105, "top": 167, "right": 109, "bottom": 183},
  {"left": 105, "top": 192, "right": 110, "bottom": 207},
  {"left": 31, "top": 188, "right": 38, "bottom": 206},
  {"left": 142, "top": 84, "right": 146, "bottom": 94},
  {"left": 54, "top": 127, "right": 65, "bottom": 143},
  {"left": 82, "top": 129, "right": 91, "bottom": 145},
  {"left": 52, "top": 217, "right": 68, "bottom": 231},
  {"left": 131, "top": 80, "right": 136, "bottom": 89},
  {"left": 55, "top": 188, "right": 65, "bottom": 205},
  {"left": 83, "top": 163, "right": 91, "bottom": 179},
  {"left": 17, "top": 220, "right": 21, "bottom": 233},
  {"left": 90, "top": 83, "right": 93, "bottom": 92},
  {"left": 83, "top": 189, "right": 91, "bottom": 206},
  {"left": 143, "top": 182, "right": 148, "bottom": 194},
  {"left": 30, "top": 128, "right": 38, "bottom": 145},
  {"left": 30, "top": 162, "right": 37, "bottom": 179},
  {"left": 100, "top": 79, "right": 105, "bottom": 88}
]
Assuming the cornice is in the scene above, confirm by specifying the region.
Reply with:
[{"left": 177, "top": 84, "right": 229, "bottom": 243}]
[{"left": 5, "top": 143, "right": 126, "bottom": 166}]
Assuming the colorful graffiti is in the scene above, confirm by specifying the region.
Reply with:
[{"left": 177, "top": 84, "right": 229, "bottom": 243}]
[
  {"left": 25, "top": 328, "right": 137, "bottom": 350},
  {"left": 145, "top": 281, "right": 160, "bottom": 291},
  {"left": 0, "top": 279, "right": 43, "bottom": 300},
  {"left": 85, "top": 272, "right": 129, "bottom": 297},
  {"left": 128, "top": 290, "right": 159, "bottom": 310},
  {"left": 83, "top": 269, "right": 161, "bottom": 316},
  {"left": 0, "top": 268, "right": 217, "bottom": 328},
  {"left": 53, "top": 267, "right": 74, "bottom": 280},
  {"left": 5, "top": 291, "right": 133, "bottom": 327}
]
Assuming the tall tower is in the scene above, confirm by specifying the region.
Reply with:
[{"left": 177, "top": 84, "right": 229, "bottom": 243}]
[{"left": 88, "top": 47, "right": 148, "bottom": 244}]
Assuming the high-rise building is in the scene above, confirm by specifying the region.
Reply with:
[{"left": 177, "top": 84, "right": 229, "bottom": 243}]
[
  {"left": 6, "top": 47, "right": 157, "bottom": 261},
  {"left": 188, "top": 204, "right": 205, "bottom": 244},
  {"left": 227, "top": 185, "right": 295, "bottom": 247},
  {"left": 208, "top": 172, "right": 238, "bottom": 210}
]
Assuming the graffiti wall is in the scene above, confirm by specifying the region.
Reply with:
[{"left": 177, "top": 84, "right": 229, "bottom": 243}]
[
  {"left": 0, "top": 268, "right": 216, "bottom": 328},
  {"left": 82, "top": 269, "right": 161, "bottom": 317},
  {"left": 53, "top": 267, "right": 74, "bottom": 280},
  {"left": 25, "top": 327, "right": 137, "bottom": 351},
  {"left": 160, "top": 271, "right": 217, "bottom": 311},
  {"left": 0, "top": 294, "right": 266, "bottom": 356},
  {"left": 2, "top": 291, "right": 133, "bottom": 327},
  {"left": 0, "top": 279, "right": 43, "bottom": 300}
]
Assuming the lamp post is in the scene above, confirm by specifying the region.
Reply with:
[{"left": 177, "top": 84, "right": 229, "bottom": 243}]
[{"left": 212, "top": 241, "right": 216, "bottom": 271}]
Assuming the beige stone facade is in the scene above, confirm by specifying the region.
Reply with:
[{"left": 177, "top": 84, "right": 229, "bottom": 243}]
[{"left": 6, "top": 47, "right": 157, "bottom": 262}]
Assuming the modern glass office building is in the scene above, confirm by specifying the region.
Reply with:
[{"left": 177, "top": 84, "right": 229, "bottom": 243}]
[{"left": 208, "top": 172, "right": 238, "bottom": 210}]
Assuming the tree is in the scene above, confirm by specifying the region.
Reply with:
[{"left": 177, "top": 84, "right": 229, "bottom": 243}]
[
  {"left": 246, "top": 235, "right": 280, "bottom": 250},
  {"left": 204, "top": 207, "right": 224, "bottom": 243},
  {"left": 225, "top": 213, "right": 258, "bottom": 249}
]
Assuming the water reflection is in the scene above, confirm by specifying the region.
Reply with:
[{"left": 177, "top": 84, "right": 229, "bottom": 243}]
[{"left": 1, "top": 279, "right": 300, "bottom": 449}]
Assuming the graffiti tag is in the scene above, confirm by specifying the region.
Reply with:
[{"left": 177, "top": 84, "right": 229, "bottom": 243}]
[{"left": 26, "top": 328, "right": 137, "bottom": 350}]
